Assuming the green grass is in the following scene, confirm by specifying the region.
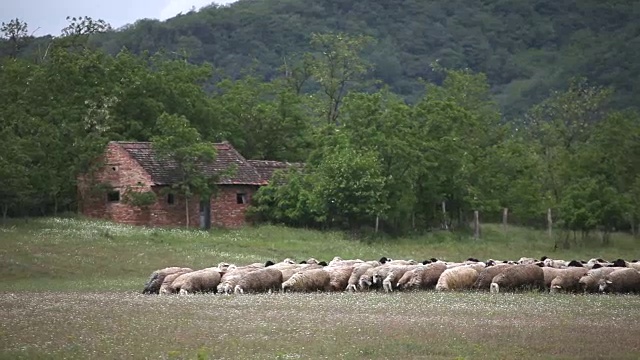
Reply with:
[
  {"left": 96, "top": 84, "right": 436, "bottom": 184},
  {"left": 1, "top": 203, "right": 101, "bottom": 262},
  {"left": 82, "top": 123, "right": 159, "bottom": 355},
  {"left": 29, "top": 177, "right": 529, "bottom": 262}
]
[
  {"left": 1, "top": 217, "right": 640, "bottom": 359},
  {"left": 1, "top": 216, "right": 638, "bottom": 291}
]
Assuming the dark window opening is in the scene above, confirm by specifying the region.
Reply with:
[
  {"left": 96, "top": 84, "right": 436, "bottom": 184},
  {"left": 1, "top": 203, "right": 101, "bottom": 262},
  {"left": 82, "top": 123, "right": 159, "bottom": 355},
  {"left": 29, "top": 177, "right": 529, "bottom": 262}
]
[
  {"left": 107, "top": 191, "right": 120, "bottom": 202},
  {"left": 236, "top": 193, "right": 247, "bottom": 204},
  {"left": 167, "top": 193, "right": 175, "bottom": 205}
]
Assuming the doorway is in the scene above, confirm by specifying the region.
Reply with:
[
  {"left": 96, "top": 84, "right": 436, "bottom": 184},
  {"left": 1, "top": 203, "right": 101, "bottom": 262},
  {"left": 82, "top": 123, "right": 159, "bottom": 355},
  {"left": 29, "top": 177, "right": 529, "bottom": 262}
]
[{"left": 199, "top": 198, "right": 211, "bottom": 230}]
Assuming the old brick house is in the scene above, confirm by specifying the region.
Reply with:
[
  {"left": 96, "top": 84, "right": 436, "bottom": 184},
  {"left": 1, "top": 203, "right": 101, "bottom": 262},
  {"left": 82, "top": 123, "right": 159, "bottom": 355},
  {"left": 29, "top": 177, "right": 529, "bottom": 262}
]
[{"left": 78, "top": 141, "right": 299, "bottom": 229}]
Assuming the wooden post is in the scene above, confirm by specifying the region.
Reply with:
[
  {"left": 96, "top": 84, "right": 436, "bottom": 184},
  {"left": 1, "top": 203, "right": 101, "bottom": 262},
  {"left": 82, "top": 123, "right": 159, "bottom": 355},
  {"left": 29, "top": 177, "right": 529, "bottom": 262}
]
[
  {"left": 375, "top": 216, "right": 379, "bottom": 233},
  {"left": 473, "top": 210, "right": 480, "bottom": 240},
  {"left": 502, "top": 207, "right": 508, "bottom": 232},
  {"left": 441, "top": 201, "right": 448, "bottom": 230},
  {"left": 547, "top": 208, "right": 553, "bottom": 239}
]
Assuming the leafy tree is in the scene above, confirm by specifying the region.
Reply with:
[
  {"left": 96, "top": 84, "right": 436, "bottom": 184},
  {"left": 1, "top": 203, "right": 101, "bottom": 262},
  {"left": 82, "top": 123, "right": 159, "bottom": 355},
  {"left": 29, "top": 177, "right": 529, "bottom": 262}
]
[
  {"left": 309, "top": 138, "right": 389, "bottom": 229},
  {"left": 307, "top": 32, "right": 375, "bottom": 125},
  {"left": 151, "top": 113, "right": 218, "bottom": 228},
  {"left": 1, "top": 18, "right": 29, "bottom": 57}
]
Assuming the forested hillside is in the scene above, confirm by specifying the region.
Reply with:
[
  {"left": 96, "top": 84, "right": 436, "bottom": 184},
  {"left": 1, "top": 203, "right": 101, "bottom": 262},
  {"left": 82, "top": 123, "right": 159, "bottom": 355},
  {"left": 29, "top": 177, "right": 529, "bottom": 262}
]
[
  {"left": 1, "top": 2, "right": 640, "bottom": 243},
  {"left": 5, "top": 0, "right": 639, "bottom": 117}
]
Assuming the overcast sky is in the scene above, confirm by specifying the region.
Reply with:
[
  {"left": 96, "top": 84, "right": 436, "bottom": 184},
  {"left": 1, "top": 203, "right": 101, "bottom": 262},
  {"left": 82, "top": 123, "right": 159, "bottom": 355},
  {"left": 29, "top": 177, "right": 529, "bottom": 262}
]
[{"left": 1, "top": 0, "right": 238, "bottom": 37}]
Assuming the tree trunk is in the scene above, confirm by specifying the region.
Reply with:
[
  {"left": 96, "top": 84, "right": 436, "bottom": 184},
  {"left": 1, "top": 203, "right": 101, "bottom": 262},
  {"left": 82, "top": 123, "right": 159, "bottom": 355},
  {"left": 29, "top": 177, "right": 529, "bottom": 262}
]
[
  {"left": 547, "top": 208, "right": 553, "bottom": 240},
  {"left": 2, "top": 205, "right": 7, "bottom": 224},
  {"left": 185, "top": 192, "right": 190, "bottom": 229},
  {"left": 502, "top": 207, "right": 508, "bottom": 232},
  {"left": 473, "top": 210, "right": 480, "bottom": 240},
  {"left": 54, "top": 197, "right": 58, "bottom": 217},
  {"left": 441, "top": 201, "right": 448, "bottom": 230},
  {"left": 375, "top": 216, "right": 379, "bottom": 233}
]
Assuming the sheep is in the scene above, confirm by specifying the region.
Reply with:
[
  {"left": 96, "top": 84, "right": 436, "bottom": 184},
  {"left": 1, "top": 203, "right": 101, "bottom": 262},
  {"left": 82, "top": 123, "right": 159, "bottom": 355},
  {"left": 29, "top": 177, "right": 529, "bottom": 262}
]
[
  {"left": 159, "top": 269, "right": 193, "bottom": 295},
  {"left": 329, "top": 258, "right": 364, "bottom": 267},
  {"left": 142, "top": 266, "right": 194, "bottom": 294},
  {"left": 549, "top": 267, "right": 589, "bottom": 293},
  {"left": 542, "top": 267, "right": 565, "bottom": 288},
  {"left": 490, "top": 264, "right": 545, "bottom": 293},
  {"left": 234, "top": 268, "right": 283, "bottom": 294},
  {"left": 578, "top": 267, "right": 624, "bottom": 293},
  {"left": 387, "top": 259, "right": 418, "bottom": 266},
  {"left": 609, "top": 259, "right": 627, "bottom": 268},
  {"left": 280, "top": 264, "right": 323, "bottom": 282},
  {"left": 217, "top": 267, "right": 260, "bottom": 294},
  {"left": 282, "top": 268, "right": 332, "bottom": 292},
  {"left": 598, "top": 268, "right": 640, "bottom": 294},
  {"left": 401, "top": 263, "right": 448, "bottom": 291},
  {"left": 543, "top": 258, "right": 568, "bottom": 268},
  {"left": 435, "top": 265, "right": 479, "bottom": 291},
  {"left": 346, "top": 263, "right": 375, "bottom": 291},
  {"left": 171, "top": 267, "right": 222, "bottom": 295},
  {"left": 474, "top": 263, "right": 514, "bottom": 290},
  {"left": 517, "top": 257, "right": 537, "bottom": 265},
  {"left": 628, "top": 262, "right": 640, "bottom": 271},
  {"left": 381, "top": 265, "right": 420, "bottom": 292},
  {"left": 323, "top": 265, "right": 355, "bottom": 291},
  {"left": 358, "top": 266, "right": 379, "bottom": 291}
]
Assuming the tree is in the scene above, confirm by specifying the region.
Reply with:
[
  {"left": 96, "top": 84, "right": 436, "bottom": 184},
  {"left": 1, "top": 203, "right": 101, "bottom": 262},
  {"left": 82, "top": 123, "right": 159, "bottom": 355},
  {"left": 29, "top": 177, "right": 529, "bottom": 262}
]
[
  {"left": 151, "top": 113, "right": 218, "bottom": 228},
  {"left": 1, "top": 18, "right": 29, "bottom": 58},
  {"left": 307, "top": 32, "right": 375, "bottom": 125},
  {"left": 309, "top": 138, "right": 389, "bottom": 229}
]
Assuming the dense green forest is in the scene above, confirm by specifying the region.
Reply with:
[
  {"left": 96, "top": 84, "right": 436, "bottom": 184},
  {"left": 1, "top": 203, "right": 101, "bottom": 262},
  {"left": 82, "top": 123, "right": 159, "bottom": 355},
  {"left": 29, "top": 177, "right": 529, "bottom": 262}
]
[
  {"left": 4, "top": 0, "right": 639, "bottom": 118},
  {"left": 1, "top": 1, "right": 639, "bottom": 244}
]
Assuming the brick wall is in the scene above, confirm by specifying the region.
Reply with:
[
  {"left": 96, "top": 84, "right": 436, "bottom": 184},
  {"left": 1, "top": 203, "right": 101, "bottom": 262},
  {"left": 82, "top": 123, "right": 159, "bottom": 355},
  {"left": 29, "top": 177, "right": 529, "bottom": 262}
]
[
  {"left": 210, "top": 185, "right": 258, "bottom": 228},
  {"left": 78, "top": 143, "right": 257, "bottom": 228}
]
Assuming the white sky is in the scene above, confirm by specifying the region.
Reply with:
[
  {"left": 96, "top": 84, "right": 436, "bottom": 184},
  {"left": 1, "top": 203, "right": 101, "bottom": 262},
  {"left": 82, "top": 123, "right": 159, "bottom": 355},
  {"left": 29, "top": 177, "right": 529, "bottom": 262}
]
[{"left": 1, "top": 0, "right": 238, "bottom": 36}]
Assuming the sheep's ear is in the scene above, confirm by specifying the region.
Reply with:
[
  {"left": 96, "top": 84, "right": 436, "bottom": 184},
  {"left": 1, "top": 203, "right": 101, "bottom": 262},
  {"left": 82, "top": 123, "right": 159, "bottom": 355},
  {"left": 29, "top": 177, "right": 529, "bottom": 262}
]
[{"left": 606, "top": 280, "right": 613, "bottom": 284}]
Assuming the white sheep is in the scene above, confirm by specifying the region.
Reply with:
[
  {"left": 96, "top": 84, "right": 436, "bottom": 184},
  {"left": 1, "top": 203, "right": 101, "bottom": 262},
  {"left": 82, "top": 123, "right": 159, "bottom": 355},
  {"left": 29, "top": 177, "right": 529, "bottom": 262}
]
[
  {"left": 282, "top": 268, "right": 331, "bottom": 292},
  {"left": 435, "top": 265, "right": 479, "bottom": 291}
]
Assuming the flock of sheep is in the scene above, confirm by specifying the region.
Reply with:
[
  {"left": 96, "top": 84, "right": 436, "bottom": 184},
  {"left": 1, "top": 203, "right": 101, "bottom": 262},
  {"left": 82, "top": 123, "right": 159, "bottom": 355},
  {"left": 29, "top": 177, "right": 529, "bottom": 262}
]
[{"left": 141, "top": 256, "right": 640, "bottom": 296}]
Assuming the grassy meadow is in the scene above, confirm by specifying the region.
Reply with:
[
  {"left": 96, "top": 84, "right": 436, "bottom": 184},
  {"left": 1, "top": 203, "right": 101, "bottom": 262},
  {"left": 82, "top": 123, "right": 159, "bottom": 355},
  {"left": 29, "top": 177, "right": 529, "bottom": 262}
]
[{"left": 1, "top": 217, "right": 640, "bottom": 359}]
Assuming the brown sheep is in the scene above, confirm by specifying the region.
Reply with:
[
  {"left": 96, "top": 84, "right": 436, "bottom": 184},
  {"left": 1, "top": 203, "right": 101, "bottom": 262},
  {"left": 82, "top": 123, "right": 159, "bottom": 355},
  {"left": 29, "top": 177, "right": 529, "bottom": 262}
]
[
  {"left": 474, "top": 263, "right": 515, "bottom": 290},
  {"left": 579, "top": 267, "right": 624, "bottom": 293},
  {"left": 549, "top": 267, "right": 589, "bottom": 293},
  {"left": 234, "top": 268, "right": 283, "bottom": 294},
  {"left": 435, "top": 266, "right": 479, "bottom": 291},
  {"left": 142, "top": 266, "right": 193, "bottom": 294},
  {"left": 171, "top": 267, "right": 222, "bottom": 295},
  {"left": 490, "top": 264, "right": 545, "bottom": 293},
  {"left": 401, "top": 263, "right": 447, "bottom": 290},
  {"left": 598, "top": 268, "right": 640, "bottom": 294},
  {"left": 323, "top": 265, "right": 355, "bottom": 291},
  {"left": 542, "top": 267, "right": 565, "bottom": 288},
  {"left": 282, "top": 268, "right": 332, "bottom": 292},
  {"left": 159, "top": 269, "right": 193, "bottom": 295}
]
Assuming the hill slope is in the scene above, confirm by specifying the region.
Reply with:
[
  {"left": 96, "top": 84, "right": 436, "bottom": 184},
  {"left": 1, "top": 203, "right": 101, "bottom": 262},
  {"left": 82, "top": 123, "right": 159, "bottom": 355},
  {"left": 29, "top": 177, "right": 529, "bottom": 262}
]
[{"left": 4, "top": 0, "right": 638, "bottom": 117}]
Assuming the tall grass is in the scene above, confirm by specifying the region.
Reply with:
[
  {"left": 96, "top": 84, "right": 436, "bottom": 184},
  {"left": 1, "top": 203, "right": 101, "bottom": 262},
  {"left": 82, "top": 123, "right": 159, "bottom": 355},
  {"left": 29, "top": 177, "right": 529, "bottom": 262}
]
[{"left": 0, "top": 216, "right": 637, "bottom": 291}]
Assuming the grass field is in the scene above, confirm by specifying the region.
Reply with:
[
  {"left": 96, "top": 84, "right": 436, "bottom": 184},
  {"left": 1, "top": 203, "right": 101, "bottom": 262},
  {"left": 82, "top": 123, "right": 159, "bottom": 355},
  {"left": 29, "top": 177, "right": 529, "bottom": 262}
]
[{"left": 1, "top": 217, "right": 640, "bottom": 359}]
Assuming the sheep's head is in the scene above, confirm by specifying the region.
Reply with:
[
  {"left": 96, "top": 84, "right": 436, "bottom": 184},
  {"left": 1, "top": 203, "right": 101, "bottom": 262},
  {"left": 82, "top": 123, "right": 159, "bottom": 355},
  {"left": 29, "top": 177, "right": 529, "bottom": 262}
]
[
  {"left": 598, "top": 279, "right": 612, "bottom": 293},
  {"left": 358, "top": 275, "right": 372, "bottom": 289},
  {"left": 372, "top": 273, "right": 384, "bottom": 284},
  {"left": 283, "top": 258, "right": 296, "bottom": 264},
  {"left": 490, "top": 282, "right": 500, "bottom": 293}
]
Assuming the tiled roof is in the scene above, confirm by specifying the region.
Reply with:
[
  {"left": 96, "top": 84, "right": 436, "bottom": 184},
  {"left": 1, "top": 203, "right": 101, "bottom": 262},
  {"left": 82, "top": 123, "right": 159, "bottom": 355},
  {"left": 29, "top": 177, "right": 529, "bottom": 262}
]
[
  {"left": 114, "top": 141, "right": 266, "bottom": 186},
  {"left": 247, "top": 160, "right": 305, "bottom": 182}
]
